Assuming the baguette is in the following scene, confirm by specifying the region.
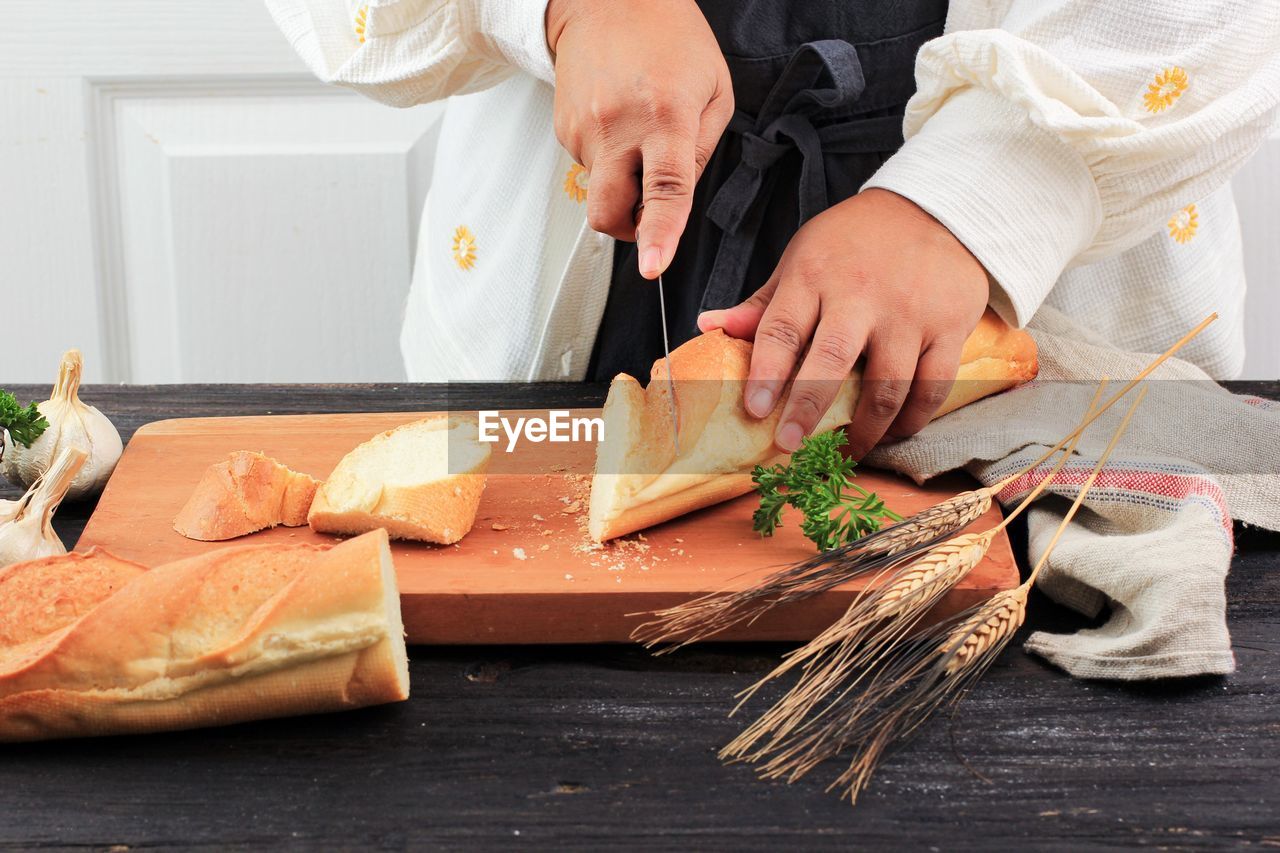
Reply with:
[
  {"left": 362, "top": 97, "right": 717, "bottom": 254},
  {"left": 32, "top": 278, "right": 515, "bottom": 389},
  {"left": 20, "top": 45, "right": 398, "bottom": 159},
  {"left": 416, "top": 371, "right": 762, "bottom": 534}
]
[
  {"left": 0, "top": 548, "right": 147, "bottom": 651},
  {"left": 588, "top": 308, "right": 1037, "bottom": 541},
  {"left": 174, "top": 451, "right": 319, "bottom": 541},
  {"left": 0, "top": 529, "right": 408, "bottom": 742},
  {"left": 308, "top": 415, "right": 490, "bottom": 544}
]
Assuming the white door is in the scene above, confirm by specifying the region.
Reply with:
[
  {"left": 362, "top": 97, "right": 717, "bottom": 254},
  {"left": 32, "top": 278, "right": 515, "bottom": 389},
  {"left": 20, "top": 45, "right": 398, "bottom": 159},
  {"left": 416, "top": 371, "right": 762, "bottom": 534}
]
[{"left": 3, "top": 0, "right": 443, "bottom": 383}]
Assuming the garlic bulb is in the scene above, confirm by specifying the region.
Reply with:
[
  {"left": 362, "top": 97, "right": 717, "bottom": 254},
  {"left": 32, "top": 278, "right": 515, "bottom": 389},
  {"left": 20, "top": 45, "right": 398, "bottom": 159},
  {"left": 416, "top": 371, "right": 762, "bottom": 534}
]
[
  {"left": 0, "top": 446, "right": 87, "bottom": 568},
  {"left": 2, "top": 349, "right": 122, "bottom": 500}
]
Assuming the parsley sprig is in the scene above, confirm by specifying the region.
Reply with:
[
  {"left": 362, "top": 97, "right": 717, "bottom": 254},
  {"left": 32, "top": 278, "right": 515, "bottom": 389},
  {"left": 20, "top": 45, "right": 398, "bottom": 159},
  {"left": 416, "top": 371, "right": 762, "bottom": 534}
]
[
  {"left": 1, "top": 390, "right": 49, "bottom": 449},
  {"left": 751, "top": 428, "right": 901, "bottom": 552}
]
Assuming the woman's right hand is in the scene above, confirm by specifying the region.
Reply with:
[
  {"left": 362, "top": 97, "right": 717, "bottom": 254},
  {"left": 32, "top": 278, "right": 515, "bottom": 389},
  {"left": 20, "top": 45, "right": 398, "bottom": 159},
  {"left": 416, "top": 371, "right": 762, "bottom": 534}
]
[{"left": 546, "top": 0, "right": 733, "bottom": 280}]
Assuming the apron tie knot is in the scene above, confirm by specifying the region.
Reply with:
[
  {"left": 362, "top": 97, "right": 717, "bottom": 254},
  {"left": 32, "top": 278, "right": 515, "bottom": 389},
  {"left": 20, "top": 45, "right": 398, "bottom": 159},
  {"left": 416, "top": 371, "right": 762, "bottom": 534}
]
[{"left": 700, "top": 39, "right": 903, "bottom": 313}]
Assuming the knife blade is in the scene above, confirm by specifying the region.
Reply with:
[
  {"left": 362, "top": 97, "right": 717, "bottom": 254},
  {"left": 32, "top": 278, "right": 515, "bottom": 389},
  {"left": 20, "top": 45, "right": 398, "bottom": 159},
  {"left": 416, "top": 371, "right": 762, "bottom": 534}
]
[
  {"left": 656, "top": 271, "right": 681, "bottom": 457},
  {"left": 634, "top": 200, "right": 681, "bottom": 456}
]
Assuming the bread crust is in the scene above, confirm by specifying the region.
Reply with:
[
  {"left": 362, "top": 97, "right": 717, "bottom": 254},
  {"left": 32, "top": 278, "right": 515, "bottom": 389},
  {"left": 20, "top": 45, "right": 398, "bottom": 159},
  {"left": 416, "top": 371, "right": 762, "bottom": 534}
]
[
  {"left": 0, "top": 549, "right": 147, "bottom": 650},
  {"left": 589, "top": 308, "right": 1037, "bottom": 541},
  {"left": 0, "top": 530, "right": 408, "bottom": 742},
  {"left": 174, "top": 451, "right": 320, "bottom": 541}
]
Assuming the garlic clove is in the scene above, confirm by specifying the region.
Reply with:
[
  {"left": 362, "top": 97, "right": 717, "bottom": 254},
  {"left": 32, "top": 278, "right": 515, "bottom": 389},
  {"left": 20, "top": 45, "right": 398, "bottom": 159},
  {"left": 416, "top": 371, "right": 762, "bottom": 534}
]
[
  {"left": 1, "top": 350, "right": 123, "bottom": 501},
  {"left": 0, "top": 445, "right": 87, "bottom": 569}
]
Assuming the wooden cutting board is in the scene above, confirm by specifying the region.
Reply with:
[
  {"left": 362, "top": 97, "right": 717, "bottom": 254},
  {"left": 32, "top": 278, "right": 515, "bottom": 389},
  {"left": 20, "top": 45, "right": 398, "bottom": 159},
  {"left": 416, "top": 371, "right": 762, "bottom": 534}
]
[{"left": 77, "top": 411, "right": 1018, "bottom": 644}]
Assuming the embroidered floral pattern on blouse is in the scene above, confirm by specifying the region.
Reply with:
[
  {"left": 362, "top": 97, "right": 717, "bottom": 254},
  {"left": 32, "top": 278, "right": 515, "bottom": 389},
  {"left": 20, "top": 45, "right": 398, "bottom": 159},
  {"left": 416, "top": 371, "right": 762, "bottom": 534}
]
[
  {"left": 564, "top": 164, "right": 589, "bottom": 203},
  {"left": 354, "top": 4, "right": 368, "bottom": 43},
  {"left": 452, "top": 225, "right": 478, "bottom": 270},
  {"left": 1168, "top": 204, "right": 1198, "bottom": 244},
  {"left": 1144, "top": 66, "right": 1188, "bottom": 113}
]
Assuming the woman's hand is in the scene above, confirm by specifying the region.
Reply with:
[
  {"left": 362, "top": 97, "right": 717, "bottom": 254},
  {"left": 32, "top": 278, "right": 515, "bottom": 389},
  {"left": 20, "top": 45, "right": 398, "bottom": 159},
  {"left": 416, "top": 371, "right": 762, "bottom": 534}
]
[
  {"left": 546, "top": 0, "right": 733, "bottom": 279},
  {"left": 698, "top": 189, "right": 990, "bottom": 457}
]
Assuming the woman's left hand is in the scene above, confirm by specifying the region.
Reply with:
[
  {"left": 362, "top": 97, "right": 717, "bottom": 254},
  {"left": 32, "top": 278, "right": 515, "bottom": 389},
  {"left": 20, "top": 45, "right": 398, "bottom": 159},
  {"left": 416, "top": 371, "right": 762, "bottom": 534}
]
[{"left": 697, "top": 188, "right": 990, "bottom": 458}]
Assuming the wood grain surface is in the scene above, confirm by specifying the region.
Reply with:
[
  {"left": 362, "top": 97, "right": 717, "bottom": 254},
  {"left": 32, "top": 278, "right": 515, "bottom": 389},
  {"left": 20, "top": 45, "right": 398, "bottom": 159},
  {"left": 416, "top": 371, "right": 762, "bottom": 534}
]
[
  {"left": 76, "top": 409, "right": 1016, "bottom": 644},
  {"left": 1, "top": 383, "right": 1277, "bottom": 850}
]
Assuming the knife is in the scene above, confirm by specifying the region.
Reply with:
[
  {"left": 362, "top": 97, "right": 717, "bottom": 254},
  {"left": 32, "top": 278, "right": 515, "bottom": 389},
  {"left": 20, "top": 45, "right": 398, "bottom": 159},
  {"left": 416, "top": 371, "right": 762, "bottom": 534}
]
[
  {"left": 656, "top": 271, "right": 681, "bottom": 457},
  {"left": 635, "top": 201, "right": 681, "bottom": 456}
]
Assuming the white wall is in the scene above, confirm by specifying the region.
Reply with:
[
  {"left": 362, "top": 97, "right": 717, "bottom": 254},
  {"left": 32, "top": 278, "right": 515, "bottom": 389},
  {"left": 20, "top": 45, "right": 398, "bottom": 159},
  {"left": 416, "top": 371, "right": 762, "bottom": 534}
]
[{"left": 2, "top": 3, "right": 1277, "bottom": 383}]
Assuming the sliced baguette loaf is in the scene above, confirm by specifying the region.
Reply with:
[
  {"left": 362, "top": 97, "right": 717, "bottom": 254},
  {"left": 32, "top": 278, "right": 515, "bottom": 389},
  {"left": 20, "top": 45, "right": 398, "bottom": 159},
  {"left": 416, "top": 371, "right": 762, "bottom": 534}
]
[
  {"left": 0, "top": 529, "right": 408, "bottom": 742},
  {"left": 589, "top": 308, "right": 1038, "bottom": 542},
  {"left": 0, "top": 548, "right": 147, "bottom": 651},
  {"left": 174, "top": 451, "right": 319, "bottom": 541},
  {"left": 308, "top": 415, "right": 490, "bottom": 544}
]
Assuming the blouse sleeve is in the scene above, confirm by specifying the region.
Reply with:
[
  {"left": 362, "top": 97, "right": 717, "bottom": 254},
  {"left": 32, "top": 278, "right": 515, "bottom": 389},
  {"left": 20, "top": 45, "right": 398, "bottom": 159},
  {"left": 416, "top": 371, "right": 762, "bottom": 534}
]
[
  {"left": 862, "top": 1, "right": 1280, "bottom": 327},
  {"left": 263, "top": 0, "right": 554, "bottom": 107}
]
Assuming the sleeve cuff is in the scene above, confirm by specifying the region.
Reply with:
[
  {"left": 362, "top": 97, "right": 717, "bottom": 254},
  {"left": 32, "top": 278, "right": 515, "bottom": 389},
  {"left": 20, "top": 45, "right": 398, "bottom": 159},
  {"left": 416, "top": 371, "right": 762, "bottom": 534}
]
[
  {"left": 863, "top": 87, "right": 1102, "bottom": 327},
  {"left": 463, "top": 0, "right": 555, "bottom": 85}
]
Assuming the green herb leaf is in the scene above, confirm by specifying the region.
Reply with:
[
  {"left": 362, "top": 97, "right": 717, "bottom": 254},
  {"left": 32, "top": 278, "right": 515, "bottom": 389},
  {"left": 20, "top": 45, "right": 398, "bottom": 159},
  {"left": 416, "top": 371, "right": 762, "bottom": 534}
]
[
  {"left": 750, "top": 428, "right": 901, "bottom": 552},
  {"left": 0, "top": 390, "right": 49, "bottom": 448}
]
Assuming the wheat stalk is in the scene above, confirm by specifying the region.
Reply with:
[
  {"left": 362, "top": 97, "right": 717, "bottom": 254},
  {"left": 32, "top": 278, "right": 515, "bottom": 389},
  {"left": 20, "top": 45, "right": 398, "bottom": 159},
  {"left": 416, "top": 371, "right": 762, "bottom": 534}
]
[
  {"left": 630, "top": 487, "right": 992, "bottom": 650},
  {"left": 728, "top": 377, "right": 1108, "bottom": 723},
  {"left": 987, "top": 312, "right": 1214, "bottom": 494},
  {"left": 731, "top": 385, "right": 1148, "bottom": 804},
  {"left": 721, "top": 381, "right": 1105, "bottom": 761}
]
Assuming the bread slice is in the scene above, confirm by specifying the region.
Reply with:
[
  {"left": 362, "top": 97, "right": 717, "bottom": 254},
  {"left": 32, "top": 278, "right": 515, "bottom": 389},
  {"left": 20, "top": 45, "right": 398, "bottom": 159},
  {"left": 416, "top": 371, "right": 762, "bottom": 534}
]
[
  {"left": 308, "top": 415, "right": 490, "bottom": 544},
  {"left": 588, "top": 308, "right": 1038, "bottom": 542},
  {"left": 173, "top": 451, "right": 319, "bottom": 541},
  {"left": 0, "top": 529, "right": 408, "bottom": 742}
]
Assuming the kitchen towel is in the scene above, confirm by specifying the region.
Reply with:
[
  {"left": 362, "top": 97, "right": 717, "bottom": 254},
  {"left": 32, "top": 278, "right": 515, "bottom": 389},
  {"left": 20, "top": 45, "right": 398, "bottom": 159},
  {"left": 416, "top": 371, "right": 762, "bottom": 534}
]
[{"left": 868, "top": 307, "right": 1280, "bottom": 680}]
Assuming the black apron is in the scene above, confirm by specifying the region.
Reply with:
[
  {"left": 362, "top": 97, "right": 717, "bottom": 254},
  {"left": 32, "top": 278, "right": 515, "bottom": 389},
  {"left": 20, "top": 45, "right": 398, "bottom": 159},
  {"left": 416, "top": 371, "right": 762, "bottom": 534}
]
[{"left": 587, "top": 0, "right": 948, "bottom": 382}]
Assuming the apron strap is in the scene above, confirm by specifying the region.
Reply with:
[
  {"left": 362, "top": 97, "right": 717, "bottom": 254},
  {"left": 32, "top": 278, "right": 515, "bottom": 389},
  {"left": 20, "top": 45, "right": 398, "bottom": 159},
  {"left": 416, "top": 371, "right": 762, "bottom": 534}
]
[{"left": 701, "top": 40, "right": 905, "bottom": 311}]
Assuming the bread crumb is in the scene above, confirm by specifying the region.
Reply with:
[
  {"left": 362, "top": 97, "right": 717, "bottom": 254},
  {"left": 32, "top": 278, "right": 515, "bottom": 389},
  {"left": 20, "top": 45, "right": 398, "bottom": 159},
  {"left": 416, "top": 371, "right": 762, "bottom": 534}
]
[
  {"left": 532, "top": 513, "right": 545, "bottom": 521},
  {"left": 674, "top": 537, "right": 684, "bottom": 543},
  {"left": 541, "top": 529, "right": 553, "bottom": 536},
  {"left": 561, "top": 500, "right": 581, "bottom": 515},
  {"left": 491, "top": 522, "right": 510, "bottom": 531},
  {"left": 513, "top": 548, "right": 527, "bottom": 561},
  {"left": 539, "top": 543, "right": 550, "bottom": 552},
  {"left": 564, "top": 573, "right": 574, "bottom": 581},
  {"left": 559, "top": 496, "right": 571, "bottom": 505}
]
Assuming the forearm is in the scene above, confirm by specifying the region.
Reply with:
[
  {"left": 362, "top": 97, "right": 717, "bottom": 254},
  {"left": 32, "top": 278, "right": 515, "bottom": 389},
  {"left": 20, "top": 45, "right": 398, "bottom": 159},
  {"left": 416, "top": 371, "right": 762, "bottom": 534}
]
[{"left": 864, "top": 0, "right": 1280, "bottom": 326}]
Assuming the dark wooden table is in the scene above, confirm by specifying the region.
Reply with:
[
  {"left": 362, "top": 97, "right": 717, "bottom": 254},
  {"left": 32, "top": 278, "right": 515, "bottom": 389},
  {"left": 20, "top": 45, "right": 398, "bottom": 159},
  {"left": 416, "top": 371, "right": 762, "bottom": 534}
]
[{"left": 2, "top": 383, "right": 1277, "bottom": 851}]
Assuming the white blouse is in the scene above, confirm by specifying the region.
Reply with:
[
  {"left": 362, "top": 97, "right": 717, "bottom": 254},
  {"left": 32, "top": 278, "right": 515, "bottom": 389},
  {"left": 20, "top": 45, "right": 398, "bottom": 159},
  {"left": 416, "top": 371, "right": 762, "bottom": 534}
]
[{"left": 264, "top": 0, "right": 1280, "bottom": 381}]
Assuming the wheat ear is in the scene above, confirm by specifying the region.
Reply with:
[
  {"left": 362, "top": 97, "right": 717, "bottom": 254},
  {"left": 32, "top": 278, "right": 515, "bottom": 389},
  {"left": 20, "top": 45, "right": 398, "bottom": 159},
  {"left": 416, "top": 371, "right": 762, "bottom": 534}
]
[
  {"left": 722, "top": 380, "right": 1107, "bottom": 758},
  {"left": 630, "top": 488, "right": 992, "bottom": 651},
  {"left": 863, "top": 375, "right": 1110, "bottom": 625},
  {"left": 739, "top": 386, "right": 1147, "bottom": 804}
]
